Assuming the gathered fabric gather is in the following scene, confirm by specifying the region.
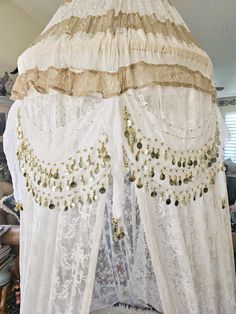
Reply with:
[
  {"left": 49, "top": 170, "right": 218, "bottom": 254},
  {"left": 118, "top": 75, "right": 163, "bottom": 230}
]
[{"left": 4, "top": 0, "right": 236, "bottom": 313}]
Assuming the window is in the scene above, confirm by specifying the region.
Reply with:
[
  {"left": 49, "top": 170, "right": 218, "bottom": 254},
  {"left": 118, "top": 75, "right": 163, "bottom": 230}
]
[{"left": 224, "top": 112, "right": 236, "bottom": 162}]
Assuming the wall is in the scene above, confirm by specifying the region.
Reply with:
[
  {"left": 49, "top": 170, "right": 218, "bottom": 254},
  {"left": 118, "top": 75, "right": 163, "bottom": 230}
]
[
  {"left": 218, "top": 98, "right": 236, "bottom": 119},
  {"left": 0, "top": 0, "right": 43, "bottom": 76}
]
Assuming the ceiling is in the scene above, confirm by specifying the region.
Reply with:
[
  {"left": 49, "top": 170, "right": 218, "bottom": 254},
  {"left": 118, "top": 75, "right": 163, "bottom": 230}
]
[
  {"left": 172, "top": 0, "right": 236, "bottom": 98},
  {"left": 12, "top": 0, "right": 62, "bottom": 25},
  {"left": 12, "top": 0, "right": 236, "bottom": 98}
]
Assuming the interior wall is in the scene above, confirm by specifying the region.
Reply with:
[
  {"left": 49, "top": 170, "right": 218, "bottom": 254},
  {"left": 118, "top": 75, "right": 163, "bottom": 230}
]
[{"left": 0, "top": 0, "right": 43, "bottom": 76}]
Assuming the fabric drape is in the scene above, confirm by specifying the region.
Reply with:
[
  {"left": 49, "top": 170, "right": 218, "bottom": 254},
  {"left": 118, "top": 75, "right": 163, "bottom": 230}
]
[{"left": 4, "top": 0, "right": 236, "bottom": 313}]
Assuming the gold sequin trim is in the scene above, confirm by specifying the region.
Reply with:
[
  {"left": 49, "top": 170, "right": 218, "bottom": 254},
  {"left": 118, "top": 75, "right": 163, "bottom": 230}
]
[
  {"left": 31, "top": 10, "right": 200, "bottom": 47},
  {"left": 222, "top": 197, "right": 227, "bottom": 209},
  {"left": 112, "top": 218, "right": 125, "bottom": 242},
  {"left": 123, "top": 105, "right": 223, "bottom": 206},
  {"left": 11, "top": 62, "right": 216, "bottom": 101},
  {"left": 15, "top": 201, "right": 24, "bottom": 212},
  {"left": 16, "top": 109, "right": 111, "bottom": 210}
]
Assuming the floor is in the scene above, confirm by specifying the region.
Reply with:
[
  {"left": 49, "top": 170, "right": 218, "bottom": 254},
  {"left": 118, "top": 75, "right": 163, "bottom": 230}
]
[{"left": 6, "top": 253, "right": 236, "bottom": 314}]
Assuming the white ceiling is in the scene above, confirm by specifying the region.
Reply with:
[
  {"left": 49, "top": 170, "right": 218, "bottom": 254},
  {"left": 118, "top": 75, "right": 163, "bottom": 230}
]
[{"left": 12, "top": 0, "right": 236, "bottom": 97}]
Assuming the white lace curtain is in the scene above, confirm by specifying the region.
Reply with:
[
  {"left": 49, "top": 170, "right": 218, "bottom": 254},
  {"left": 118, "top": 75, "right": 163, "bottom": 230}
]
[{"left": 3, "top": 0, "right": 236, "bottom": 313}]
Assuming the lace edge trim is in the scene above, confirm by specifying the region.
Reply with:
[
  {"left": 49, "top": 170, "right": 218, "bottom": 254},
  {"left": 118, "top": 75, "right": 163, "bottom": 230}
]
[
  {"left": 31, "top": 10, "right": 200, "bottom": 48},
  {"left": 11, "top": 62, "right": 216, "bottom": 101}
]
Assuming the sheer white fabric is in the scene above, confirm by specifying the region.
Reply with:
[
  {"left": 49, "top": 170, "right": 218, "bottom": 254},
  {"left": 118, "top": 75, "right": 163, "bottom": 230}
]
[
  {"left": 91, "top": 183, "right": 162, "bottom": 312},
  {"left": 4, "top": 86, "right": 236, "bottom": 314},
  {"left": 3, "top": 0, "right": 236, "bottom": 313},
  {"left": 45, "top": 0, "right": 185, "bottom": 32},
  {"left": 19, "top": 31, "right": 212, "bottom": 79}
]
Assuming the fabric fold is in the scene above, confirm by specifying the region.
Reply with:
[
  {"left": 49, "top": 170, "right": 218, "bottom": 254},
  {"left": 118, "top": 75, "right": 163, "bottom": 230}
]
[{"left": 11, "top": 62, "right": 216, "bottom": 101}]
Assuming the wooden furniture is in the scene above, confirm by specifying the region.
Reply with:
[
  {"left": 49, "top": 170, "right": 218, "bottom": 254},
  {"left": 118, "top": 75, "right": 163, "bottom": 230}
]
[
  {"left": 0, "top": 284, "right": 9, "bottom": 314},
  {"left": 1, "top": 227, "right": 20, "bottom": 247},
  {"left": 0, "top": 226, "right": 20, "bottom": 314}
]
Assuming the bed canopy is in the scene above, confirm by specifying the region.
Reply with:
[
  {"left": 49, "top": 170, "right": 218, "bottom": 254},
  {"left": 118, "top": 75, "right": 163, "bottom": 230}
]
[{"left": 4, "top": 0, "right": 236, "bottom": 313}]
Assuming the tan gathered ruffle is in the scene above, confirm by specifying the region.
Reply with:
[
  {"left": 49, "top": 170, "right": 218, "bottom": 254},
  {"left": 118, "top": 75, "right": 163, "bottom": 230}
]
[
  {"left": 11, "top": 62, "right": 216, "bottom": 101},
  {"left": 31, "top": 10, "right": 200, "bottom": 48}
]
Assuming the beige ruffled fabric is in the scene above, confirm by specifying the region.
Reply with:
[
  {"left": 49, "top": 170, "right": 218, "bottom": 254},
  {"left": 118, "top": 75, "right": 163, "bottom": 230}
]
[
  {"left": 31, "top": 10, "right": 200, "bottom": 47},
  {"left": 5, "top": 1, "right": 236, "bottom": 314},
  {"left": 11, "top": 62, "right": 216, "bottom": 101},
  {"left": 19, "top": 28, "right": 212, "bottom": 78}
]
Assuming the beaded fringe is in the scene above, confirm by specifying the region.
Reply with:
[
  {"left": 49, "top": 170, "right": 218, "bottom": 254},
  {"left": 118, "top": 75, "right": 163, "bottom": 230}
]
[{"left": 92, "top": 306, "right": 158, "bottom": 314}]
